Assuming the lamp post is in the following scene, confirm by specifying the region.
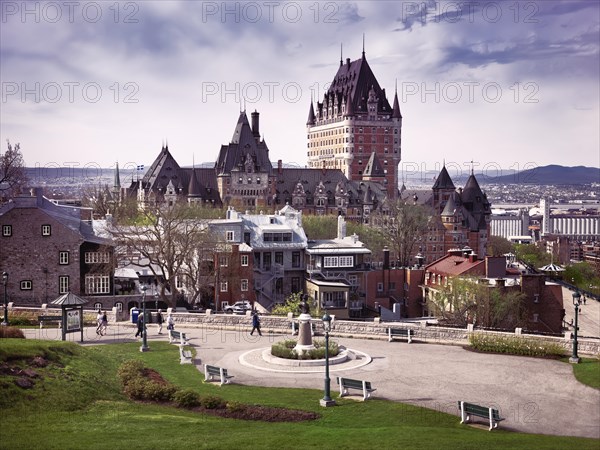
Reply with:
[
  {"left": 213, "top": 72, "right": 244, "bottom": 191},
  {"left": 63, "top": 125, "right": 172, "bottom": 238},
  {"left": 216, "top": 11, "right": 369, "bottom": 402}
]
[
  {"left": 140, "top": 285, "right": 149, "bottom": 352},
  {"left": 320, "top": 310, "right": 335, "bottom": 407},
  {"left": 1, "top": 272, "right": 8, "bottom": 326},
  {"left": 569, "top": 290, "right": 582, "bottom": 364}
]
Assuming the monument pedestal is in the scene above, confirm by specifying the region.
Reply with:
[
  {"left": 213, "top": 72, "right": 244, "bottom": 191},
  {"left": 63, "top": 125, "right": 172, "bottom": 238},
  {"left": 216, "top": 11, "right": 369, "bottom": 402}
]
[{"left": 294, "top": 313, "right": 315, "bottom": 352}]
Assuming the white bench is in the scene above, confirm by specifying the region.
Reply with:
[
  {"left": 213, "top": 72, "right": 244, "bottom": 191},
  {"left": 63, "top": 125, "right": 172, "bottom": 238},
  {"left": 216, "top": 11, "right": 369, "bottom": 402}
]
[
  {"left": 337, "top": 376, "right": 376, "bottom": 401},
  {"left": 179, "top": 345, "right": 193, "bottom": 364},
  {"left": 458, "top": 401, "right": 505, "bottom": 431},
  {"left": 387, "top": 327, "right": 413, "bottom": 343},
  {"left": 204, "top": 364, "right": 234, "bottom": 386},
  {"left": 169, "top": 329, "right": 188, "bottom": 345}
]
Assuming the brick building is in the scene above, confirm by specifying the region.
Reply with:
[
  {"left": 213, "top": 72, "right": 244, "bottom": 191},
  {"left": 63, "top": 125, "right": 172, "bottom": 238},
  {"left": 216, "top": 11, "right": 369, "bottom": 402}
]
[{"left": 0, "top": 189, "right": 114, "bottom": 306}]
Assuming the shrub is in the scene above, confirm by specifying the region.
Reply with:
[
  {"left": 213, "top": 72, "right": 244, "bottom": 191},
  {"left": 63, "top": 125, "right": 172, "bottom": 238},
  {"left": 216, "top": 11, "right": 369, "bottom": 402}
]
[
  {"left": 143, "top": 382, "right": 177, "bottom": 402},
  {"left": 270, "top": 339, "right": 340, "bottom": 360},
  {"left": 122, "top": 377, "right": 148, "bottom": 400},
  {"left": 469, "top": 333, "right": 566, "bottom": 358},
  {"left": 173, "top": 389, "right": 201, "bottom": 408},
  {"left": 200, "top": 394, "right": 225, "bottom": 409},
  {"left": 226, "top": 400, "right": 245, "bottom": 413},
  {"left": 0, "top": 327, "right": 25, "bottom": 339},
  {"left": 117, "top": 359, "right": 145, "bottom": 386}
]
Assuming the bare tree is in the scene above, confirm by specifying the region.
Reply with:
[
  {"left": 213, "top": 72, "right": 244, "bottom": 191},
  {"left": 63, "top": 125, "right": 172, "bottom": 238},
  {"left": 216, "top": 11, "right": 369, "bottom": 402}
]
[
  {"left": 0, "top": 140, "right": 28, "bottom": 201},
  {"left": 110, "top": 203, "right": 215, "bottom": 306},
  {"left": 371, "top": 200, "right": 431, "bottom": 266}
]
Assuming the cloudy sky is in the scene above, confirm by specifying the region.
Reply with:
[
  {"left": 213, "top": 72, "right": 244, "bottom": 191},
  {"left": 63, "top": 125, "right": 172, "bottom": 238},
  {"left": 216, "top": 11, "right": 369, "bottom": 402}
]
[{"left": 1, "top": 0, "right": 599, "bottom": 181}]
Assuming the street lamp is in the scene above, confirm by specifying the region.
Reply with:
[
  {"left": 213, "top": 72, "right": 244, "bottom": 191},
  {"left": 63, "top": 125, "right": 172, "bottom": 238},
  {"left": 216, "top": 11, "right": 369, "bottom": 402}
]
[
  {"left": 140, "top": 285, "right": 149, "bottom": 352},
  {"left": 569, "top": 290, "right": 582, "bottom": 364},
  {"left": 1, "top": 272, "right": 8, "bottom": 326},
  {"left": 320, "top": 310, "right": 335, "bottom": 407}
]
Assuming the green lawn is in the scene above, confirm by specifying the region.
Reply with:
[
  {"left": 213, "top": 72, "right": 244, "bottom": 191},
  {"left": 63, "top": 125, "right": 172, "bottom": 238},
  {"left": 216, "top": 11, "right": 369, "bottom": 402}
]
[
  {"left": 565, "top": 357, "right": 600, "bottom": 389},
  {"left": 0, "top": 339, "right": 598, "bottom": 450}
]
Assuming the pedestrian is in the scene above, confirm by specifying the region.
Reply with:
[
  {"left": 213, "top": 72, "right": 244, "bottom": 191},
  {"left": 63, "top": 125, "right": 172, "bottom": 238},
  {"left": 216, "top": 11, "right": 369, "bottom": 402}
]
[
  {"left": 166, "top": 313, "right": 175, "bottom": 331},
  {"left": 250, "top": 311, "right": 262, "bottom": 336},
  {"left": 156, "top": 309, "right": 164, "bottom": 334},
  {"left": 99, "top": 311, "right": 108, "bottom": 336},
  {"left": 96, "top": 310, "right": 103, "bottom": 335},
  {"left": 135, "top": 314, "right": 144, "bottom": 338}
]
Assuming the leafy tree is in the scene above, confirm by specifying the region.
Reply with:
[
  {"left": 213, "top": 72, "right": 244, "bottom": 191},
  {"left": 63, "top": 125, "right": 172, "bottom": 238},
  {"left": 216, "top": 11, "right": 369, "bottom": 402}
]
[
  {"left": 514, "top": 243, "right": 550, "bottom": 269},
  {"left": 427, "top": 277, "right": 528, "bottom": 329},
  {"left": 271, "top": 292, "right": 316, "bottom": 316},
  {"left": 487, "top": 235, "right": 514, "bottom": 256},
  {"left": 0, "top": 140, "right": 28, "bottom": 201},
  {"left": 301, "top": 215, "right": 337, "bottom": 240},
  {"left": 564, "top": 262, "right": 600, "bottom": 296},
  {"left": 370, "top": 200, "right": 431, "bottom": 266}
]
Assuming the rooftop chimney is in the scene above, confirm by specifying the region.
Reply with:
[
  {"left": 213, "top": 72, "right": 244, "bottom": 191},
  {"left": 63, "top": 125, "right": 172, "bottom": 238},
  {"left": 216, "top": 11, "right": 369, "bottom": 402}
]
[{"left": 251, "top": 110, "right": 260, "bottom": 139}]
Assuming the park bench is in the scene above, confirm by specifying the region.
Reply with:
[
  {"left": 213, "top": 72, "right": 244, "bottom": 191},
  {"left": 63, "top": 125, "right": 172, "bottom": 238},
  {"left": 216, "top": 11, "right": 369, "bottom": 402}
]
[
  {"left": 179, "top": 345, "right": 193, "bottom": 364},
  {"left": 387, "top": 327, "right": 414, "bottom": 343},
  {"left": 204, "top": 364, "right": 234, "bottom": 386},
  {"left": 169, "top": 329, "right": 188, "bottom": 345},
  {"left": 38, "top": 315, "right": 62, "bottom": 329},
  {"left": 458, "top": 401, "right": 504, "bottom": 431},
  {"left": 336, "top": 376, "right": 376, "bottom": 401}
]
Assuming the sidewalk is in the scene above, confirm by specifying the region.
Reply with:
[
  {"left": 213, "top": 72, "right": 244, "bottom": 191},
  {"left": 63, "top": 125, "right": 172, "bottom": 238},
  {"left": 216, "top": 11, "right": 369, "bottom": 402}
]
[{"left": 18, "top": 323, "right": 600, "bottom": 439}]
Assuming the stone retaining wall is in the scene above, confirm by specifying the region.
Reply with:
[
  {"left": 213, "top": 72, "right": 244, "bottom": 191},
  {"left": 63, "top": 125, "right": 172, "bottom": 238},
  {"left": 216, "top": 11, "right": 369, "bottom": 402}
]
[{"left": 8, "top": 306, "right": 599, "bottom": 356}]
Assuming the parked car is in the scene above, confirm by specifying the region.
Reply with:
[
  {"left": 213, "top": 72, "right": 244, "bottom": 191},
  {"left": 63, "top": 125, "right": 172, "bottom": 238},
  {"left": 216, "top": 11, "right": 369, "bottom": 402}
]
[{"left": 224, "top": 301, "right": 252, "bottom": 314}]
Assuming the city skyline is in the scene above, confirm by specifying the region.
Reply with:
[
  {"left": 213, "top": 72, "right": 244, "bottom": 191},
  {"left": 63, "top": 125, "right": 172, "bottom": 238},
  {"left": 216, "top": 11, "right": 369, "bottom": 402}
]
[{"left": 1, "top": 1, "right": 599, "bottom": 173}]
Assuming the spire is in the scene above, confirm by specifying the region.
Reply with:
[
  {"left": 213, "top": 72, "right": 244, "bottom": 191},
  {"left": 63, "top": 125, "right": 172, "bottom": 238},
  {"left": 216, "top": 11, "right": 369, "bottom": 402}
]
[
  {"left": 392, "top": 80, "right": 402, "bottom": 119},
  {"left": 113, "top": 161, "right": 121, "bottom": 189},
  {"left": 362, "top": 33, "right": 365, "bottom": 59},
  {"left": 340, "top": 43, "right": 343, "bottom": 67},
  {"left": 345, "top": 91, "right": 354, "bottom": 117},
  {"left": 307, "top": 101, "right": 316, "bottom": 125}
]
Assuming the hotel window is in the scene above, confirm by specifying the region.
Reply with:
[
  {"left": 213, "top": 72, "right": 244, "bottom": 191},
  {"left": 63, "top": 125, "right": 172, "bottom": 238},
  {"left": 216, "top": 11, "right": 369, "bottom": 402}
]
[
  {"left": 219, "top": 256, "right": 228, "bottom": 267},
  {"left": 241, "top": 279, "right": 248, "bottom": 291},
  {"left": 85, "top": 252, "right": 110, "bottom": 264},
  {"left": 241, "top": 254, "right": 249, "bottom": 266},
  {"left": 59, "top": 251, "right": 69, "bottom": 265},
  {"left": 220, "top": 281, "right": 228, "bottom": 292},
  {"left": 377, "top": 282, "right": 384, "bottom": 292},
  {"left": 226, "top": 231, "right": 234, "bottom": 242},
  {"left": 42, "top": 224, "right": 51, "bottom": 236},
  {"left": 2, "top": 225, "right": 11, "bottom": 237},
  {"left": 20, "top": 280, "right": 32, "bottom": 290},
  {"left": 59, "top": 276, "right": 69, "bottom": 294},
  {"left": 275, "top": 252, "right": 283, "bottom": 265}
]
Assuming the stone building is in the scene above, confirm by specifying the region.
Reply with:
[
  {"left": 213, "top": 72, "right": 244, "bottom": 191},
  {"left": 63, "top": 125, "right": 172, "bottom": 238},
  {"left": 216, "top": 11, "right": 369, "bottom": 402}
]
[{"left": 0, "top": 189, "right": 114, "bottom": 306}]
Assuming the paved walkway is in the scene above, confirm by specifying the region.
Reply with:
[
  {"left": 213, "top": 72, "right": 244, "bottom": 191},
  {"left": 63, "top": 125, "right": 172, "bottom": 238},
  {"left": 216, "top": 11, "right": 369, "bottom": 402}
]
[
  {"left": 562, "top": 287, "right": 600, "bottom": 338},
  {"left": 19, "top": 324, "right": 600, "bottom": 439}
]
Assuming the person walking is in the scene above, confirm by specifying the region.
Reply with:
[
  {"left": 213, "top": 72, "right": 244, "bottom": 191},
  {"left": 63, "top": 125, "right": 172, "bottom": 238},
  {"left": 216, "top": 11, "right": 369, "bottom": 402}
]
[
  {"left": 96, "top": 310, "right": 103, "bottom": 335},
  {"left": 135, "top": 314, "right": 144, "bottom": 338},
  {"left": 156, "top": 309, "right": 164, "bottom": 334},
  {"left": 99, "top": 311, "right": 108, "bottom": 336},
  {"left": 250, "top": 311, "right": 262, "bottom": 336},
  {"left": 166, "top": 313, "right": 175, "bottom": 331}
]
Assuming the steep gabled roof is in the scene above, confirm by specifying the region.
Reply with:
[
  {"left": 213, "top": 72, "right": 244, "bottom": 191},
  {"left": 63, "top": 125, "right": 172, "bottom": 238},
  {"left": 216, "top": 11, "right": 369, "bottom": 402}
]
[
  {"left": 142, "top": 145, "right": 181, "bottom": 189},
  {"left": 321, "top": 54, "right": 392, "bottom": 116},
  {"left": 215, "top": 112, "right": 273, "bottom": 175},
  {"left": 363, "top": 152, "right": 385, "bottom": 178},
  {"left": 432, "top": 165, "right": 455, "bottom": 190}
]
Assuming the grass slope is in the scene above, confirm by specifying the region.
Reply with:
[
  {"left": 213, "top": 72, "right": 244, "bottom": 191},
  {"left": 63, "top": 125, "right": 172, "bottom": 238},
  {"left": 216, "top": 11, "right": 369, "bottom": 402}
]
[{"left": 0, "top": 339, "right": 598, "bottom": 450}]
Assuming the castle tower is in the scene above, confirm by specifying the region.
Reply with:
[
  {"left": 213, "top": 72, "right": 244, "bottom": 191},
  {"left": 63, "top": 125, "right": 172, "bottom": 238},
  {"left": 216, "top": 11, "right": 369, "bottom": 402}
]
[{"left": 306, "top": 48, "right": 402, "bottom": 199}]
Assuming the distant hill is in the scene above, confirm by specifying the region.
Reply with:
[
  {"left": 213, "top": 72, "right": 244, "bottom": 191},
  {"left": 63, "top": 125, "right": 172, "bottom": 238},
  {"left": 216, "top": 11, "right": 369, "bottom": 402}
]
[{"left": 486, "top": 165, "right": 599, "bottom": 185}]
